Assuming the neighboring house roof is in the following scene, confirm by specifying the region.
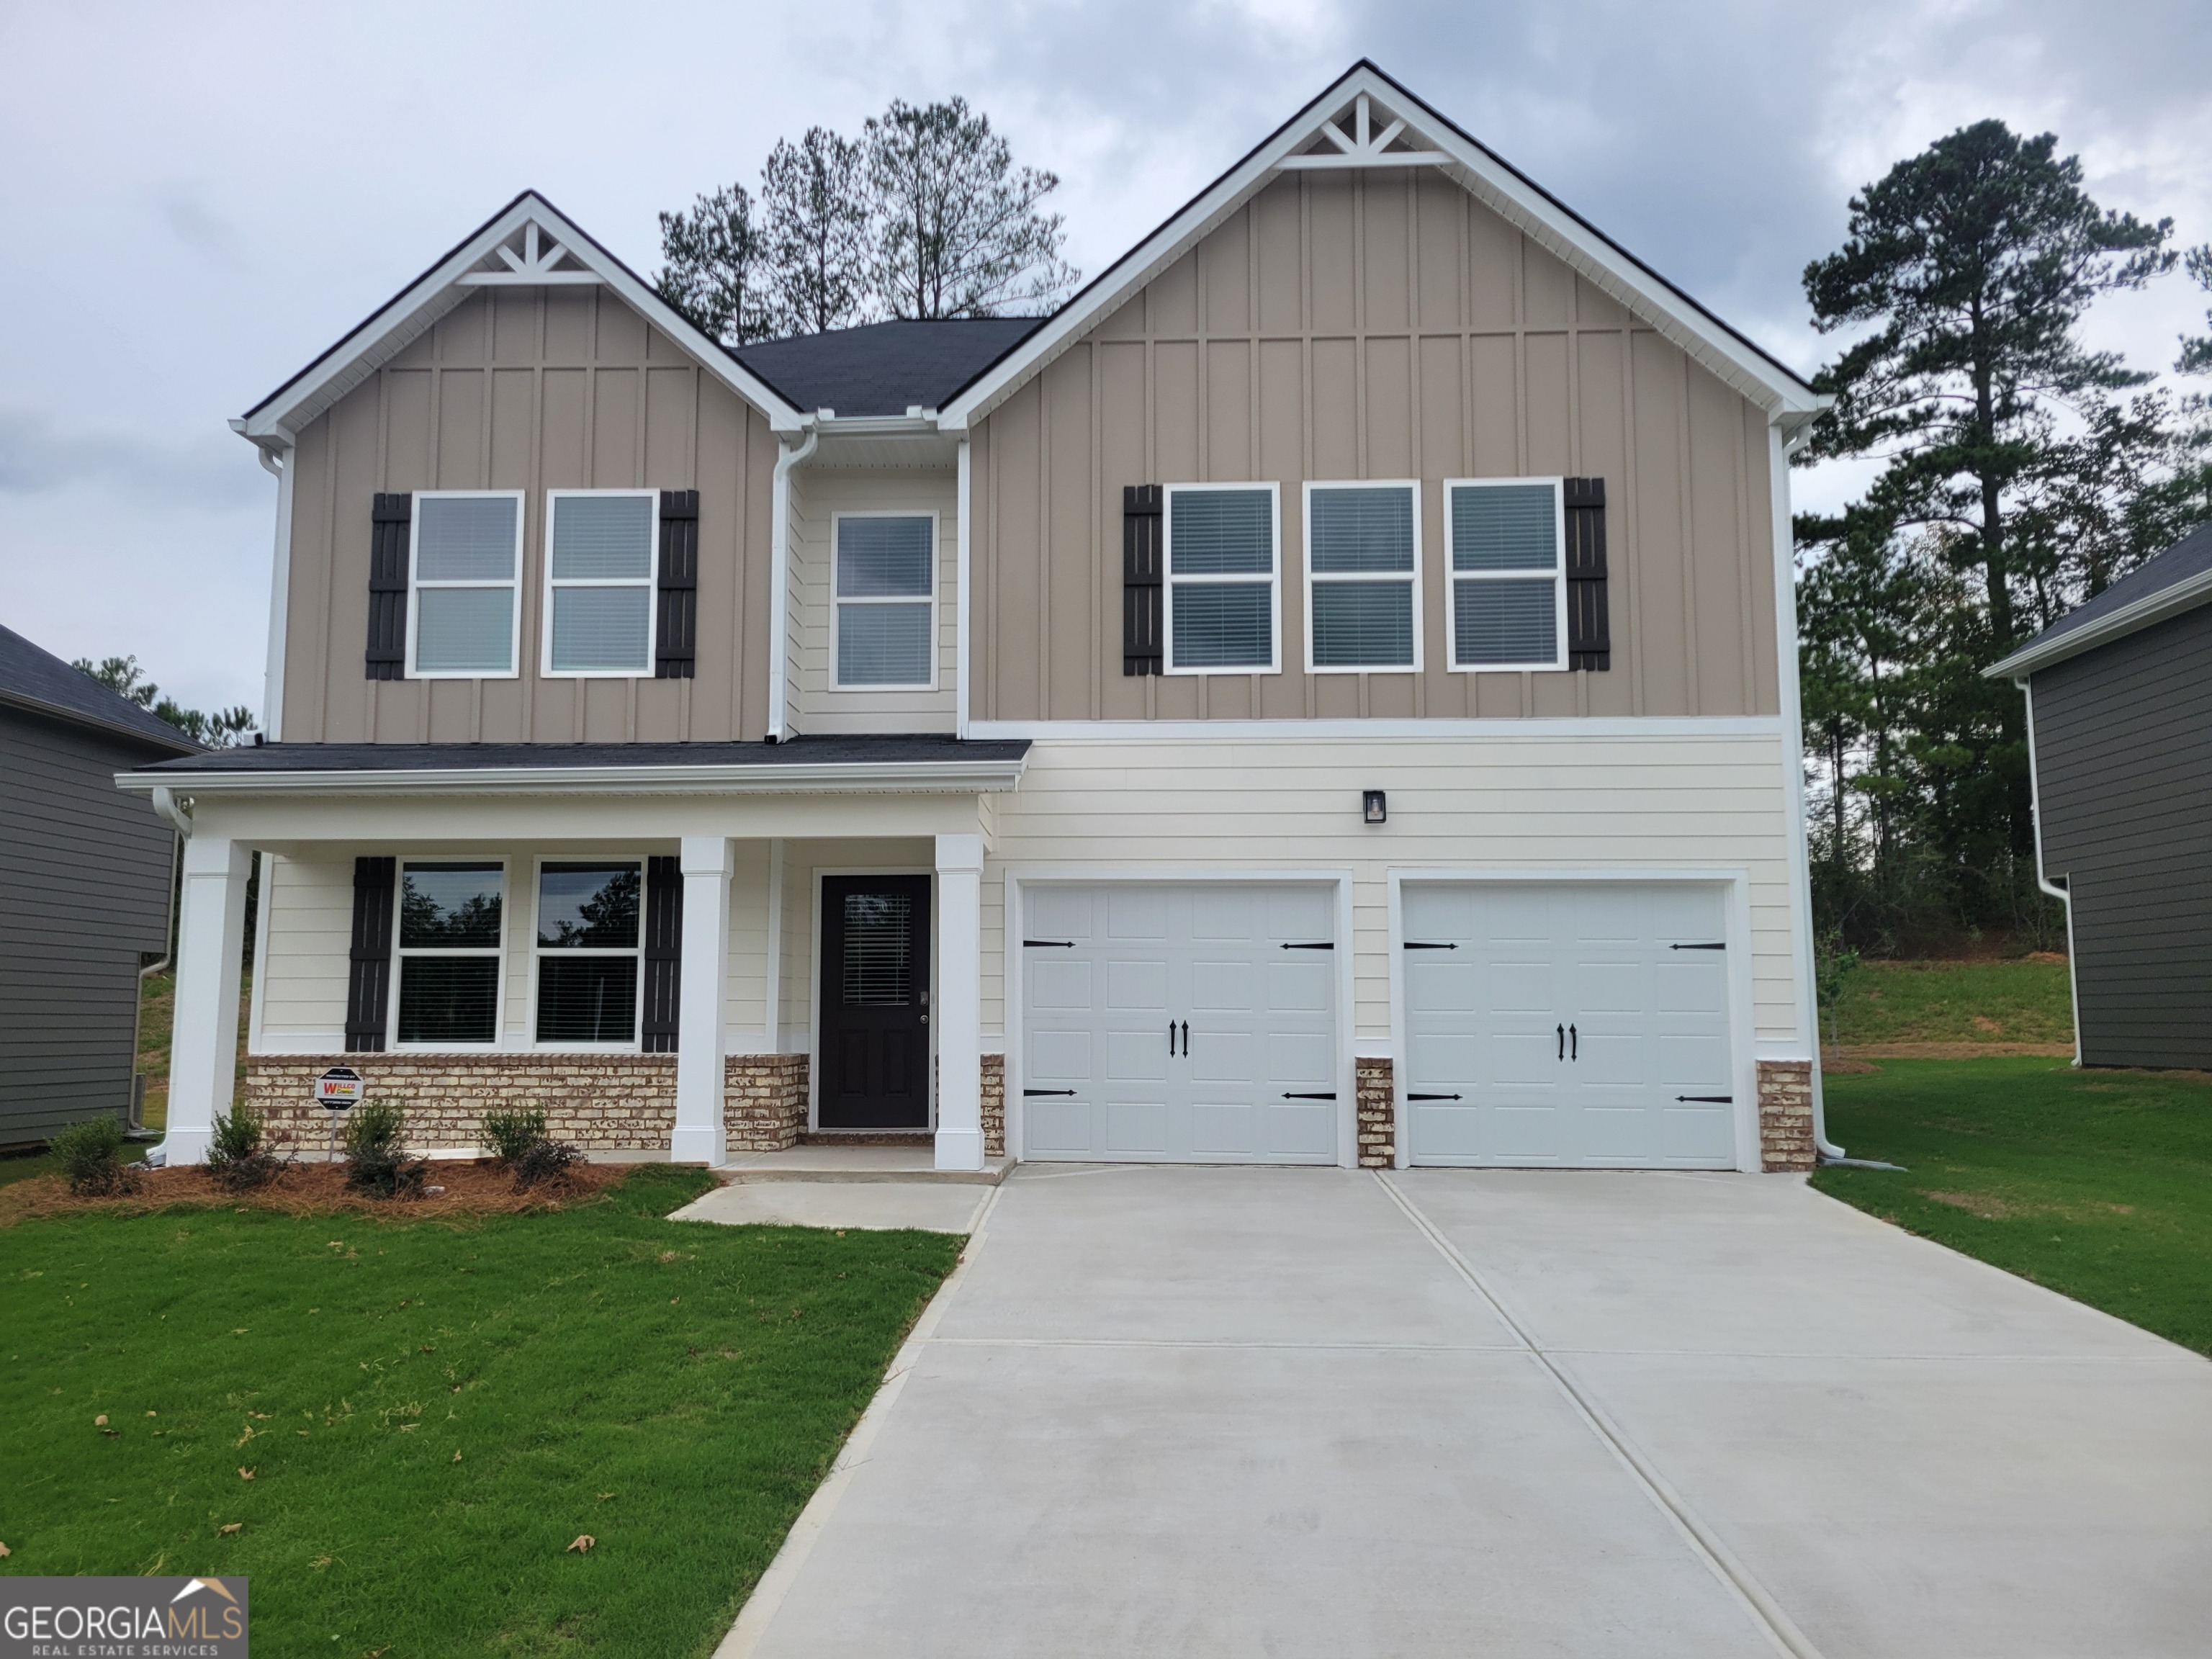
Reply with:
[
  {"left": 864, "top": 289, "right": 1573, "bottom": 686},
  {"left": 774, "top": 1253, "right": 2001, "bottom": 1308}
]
[
  {"left": 232, "top": 192, "right": 808, "bottom": 451},
  {"left": 733, "top": 319, "right": 1045, "bottom": 418},
  {"left": 938, "top": 60, "right": 1830, "bottom": 436},
  {"left": 122, "top": 735, "right": 1030, "bottom": 796},
  {"left": 1988, "top": 521, "right": 2212, "bottom": 679},
  {"left": 0, "top": 624, "right": 201, "bottom": 753}
]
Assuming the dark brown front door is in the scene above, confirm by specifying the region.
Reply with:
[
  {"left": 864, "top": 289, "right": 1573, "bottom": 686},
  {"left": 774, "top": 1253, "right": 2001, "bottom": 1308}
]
[{"left": 817, "top": 875, "right": 932, "bottom": 1129}]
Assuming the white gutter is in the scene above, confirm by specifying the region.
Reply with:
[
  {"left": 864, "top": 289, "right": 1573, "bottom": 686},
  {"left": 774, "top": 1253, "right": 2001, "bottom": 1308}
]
[
  {"left": 2015, "top": 676, "right": 2084, "bottom": 1066},
  {"left": 234, "top": 428, "right": 297, "bottom": 742},
  {"left": 150, "top": 784, "right": 194, "bottom": 837},
  {"left": 1770, "top": 422, "right": 1845, "bottom": 1161},
  {"left": 1985, "top": 564, "right": 2212, "bottom": 678},
  {"left": 767, "top": 425, "right": 820, "bottom": 741},
  {"left": 956, "top": 436, "right": 972, "bottom": 737},
  {"left": 116, "top": 757, "right": 1028, "bottom": 799}
]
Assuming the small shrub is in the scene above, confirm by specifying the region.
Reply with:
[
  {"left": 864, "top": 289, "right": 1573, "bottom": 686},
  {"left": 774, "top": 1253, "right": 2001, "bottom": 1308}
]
[
  {"left": 510, "top": 1136, "right": 583, "bottom": 1194},
  {"left": 481, "top": 1108, "right": 549, "bottom": 1166},
  {"left": 52, "top": 1116, "right": 140, "bottom": 1197},
  {"left": 342, "top": 1099, "right": 426, "bottom": 1200},
  {"left": 206, "top": 1105, "right": 285, "bottom": 1192}
]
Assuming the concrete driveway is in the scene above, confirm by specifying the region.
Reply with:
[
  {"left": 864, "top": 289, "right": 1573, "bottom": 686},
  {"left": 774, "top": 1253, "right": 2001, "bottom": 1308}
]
[{"left": 721, "top": 1166, "right": 2212, "bottom": 1658}]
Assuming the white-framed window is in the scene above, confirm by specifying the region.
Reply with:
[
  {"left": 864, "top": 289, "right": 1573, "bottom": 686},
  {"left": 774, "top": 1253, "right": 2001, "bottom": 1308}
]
[
  {"left": 392, "top": 860, "right": 506, "bottom": 1047},
  {"left": 542, "top": 490, "right": 658, "bottom": 678},
  {"left": 833, "top": 512, "right": 938, "bottom": 690},
  {"left": 1303, "top": 480, "right": 1421, "bottom": 673},
  {"left": 407, "top": 492, "right": 524, "bottom": 678},
  {"left": 1164, "top": 482, "right": 1280, "bottom": 674},
  {"left": 532, "top": 860, "right": 644, "bottom": 1046},
  {"left": 1444, "top": 477, "right": 1567, "bottom": 673}
]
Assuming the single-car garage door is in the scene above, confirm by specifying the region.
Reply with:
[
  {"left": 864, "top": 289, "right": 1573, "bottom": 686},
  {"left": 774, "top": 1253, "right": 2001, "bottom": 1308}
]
[
  {"left": 1403, "top": 882, "right": 1737, "bottom": 1168},
  {"left": 1020, "top": 883, "right": 1339, "bottom": 1163}
]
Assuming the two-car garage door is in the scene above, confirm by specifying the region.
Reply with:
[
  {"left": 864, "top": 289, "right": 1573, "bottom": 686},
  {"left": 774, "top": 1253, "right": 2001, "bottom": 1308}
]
[{"left": 1015, "top": 879, "right": 1740, "bottom": 1169}]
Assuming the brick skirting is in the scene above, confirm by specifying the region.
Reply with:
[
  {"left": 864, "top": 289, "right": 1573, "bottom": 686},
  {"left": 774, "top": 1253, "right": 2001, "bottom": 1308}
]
[
  {"left": 1356, "top": 1056, "right": 1394, "bottom": 1167},
  {"left": 1756, "top": 1059, "right": 1816, "bottom": 1172},
  {"left": 981, "top": 1053, "right": 1005, "bottom": 1158},
  {"left": 240, "top": 1053, "right": 809, "bottom": 1159}
]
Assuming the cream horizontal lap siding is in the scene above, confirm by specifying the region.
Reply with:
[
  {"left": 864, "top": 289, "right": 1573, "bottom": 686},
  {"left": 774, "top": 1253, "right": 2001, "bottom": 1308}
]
[
  {"left": 969, "top": 169, "right": 1779, "bottom": 723},
  {"left": 786, "top": 469, "right": 958, "bottom": 734},
  {"left": 977, "top": 734, "right": 1804, "bottom": 1050},
  {"left": 279, "top": 286, "right": 780, "bottom": 744}
]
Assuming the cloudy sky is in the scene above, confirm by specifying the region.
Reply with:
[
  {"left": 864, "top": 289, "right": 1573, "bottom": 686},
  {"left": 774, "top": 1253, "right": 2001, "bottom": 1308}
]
[{"left": 2, "top": 0, "right": 2206, "bottom": 718}]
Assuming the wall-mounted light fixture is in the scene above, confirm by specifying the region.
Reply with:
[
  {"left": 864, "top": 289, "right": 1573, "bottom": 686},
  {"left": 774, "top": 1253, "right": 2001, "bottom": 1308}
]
[{"left": 1362, "top": 789, "right": 1388, "bottom": 824}]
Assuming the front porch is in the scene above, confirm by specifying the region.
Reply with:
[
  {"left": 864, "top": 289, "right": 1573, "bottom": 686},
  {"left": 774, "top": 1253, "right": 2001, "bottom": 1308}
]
[{"left": 133, "top": 739, "right": 1028, "bottom": 1174}]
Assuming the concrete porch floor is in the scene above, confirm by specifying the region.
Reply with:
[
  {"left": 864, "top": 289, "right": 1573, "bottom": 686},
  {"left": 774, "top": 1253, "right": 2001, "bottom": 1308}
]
[{"left": 714, "top": 1145, "right": 1010, "bottom": 1185}]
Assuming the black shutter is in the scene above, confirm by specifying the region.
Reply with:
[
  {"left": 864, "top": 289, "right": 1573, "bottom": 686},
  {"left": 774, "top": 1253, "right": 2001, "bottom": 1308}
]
[
  {"left": 1122, "top": 484, "right": 1164, "bottom": 675},
  {"left": 1564, "top": 477, "right": 1610, "bottom": 672},
  {"left": 655, "top": 491, "right": 698, "bottom": 679},
  {"left": 367, "top": 495, "right": 411, "bottom": 680},
  {"left": 641, "top": 855, "right": 683, "bottom": 1053},
  {"left": 345, "top": 856, "right": 397, "bottom": 1052}
]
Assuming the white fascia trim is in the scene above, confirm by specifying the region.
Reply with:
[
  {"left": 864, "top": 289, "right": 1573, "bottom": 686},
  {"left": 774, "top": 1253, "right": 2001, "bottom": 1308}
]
[
  {"left": 114, "top": 759, "right": 1028, "bottom": 799},
  {"left": 1985, "top": 567, "right": 2212, "bottom": 678},
  {"left": 938, "top": 63, "right": 1827, "bottom": 433},
  {"left": 967, "top": 715, "right": 1782, "bottom": 741},
  {"left": 235, "top": 193, "right": 806, "bottom": 446}
]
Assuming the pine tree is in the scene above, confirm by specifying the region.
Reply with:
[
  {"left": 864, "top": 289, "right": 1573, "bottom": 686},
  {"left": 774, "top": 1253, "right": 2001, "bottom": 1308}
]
[
  {"left": 654, "top": 185, "right": 773, "bottom": 346},
  {"left": 762, "top": 128, "right": 873, "bottom": 336}
]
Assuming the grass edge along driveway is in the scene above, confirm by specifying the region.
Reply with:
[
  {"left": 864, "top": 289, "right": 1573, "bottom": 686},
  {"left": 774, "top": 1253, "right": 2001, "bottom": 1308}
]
[
  {"left": 0, "top": 1165, "right": 961, "bottom": 1658},
  {"left": 1813, "top": 1057, "right": 2212, "bottom": 1357}
]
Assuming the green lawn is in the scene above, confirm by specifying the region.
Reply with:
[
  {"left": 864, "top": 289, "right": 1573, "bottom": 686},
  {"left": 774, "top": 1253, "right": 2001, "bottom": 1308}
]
[
  {"left": 1825, "top": 957, "right": 2074, "bottom": 1046},
  {"left": 0, "top": 1167, "right": 961, "bottom": 1655},
  {"left": 1813, "top": 1058, "right": 2212, "bottom": 1354}
]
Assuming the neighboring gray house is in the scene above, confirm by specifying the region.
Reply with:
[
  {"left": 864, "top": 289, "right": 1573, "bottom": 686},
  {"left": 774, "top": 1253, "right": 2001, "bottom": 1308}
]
[
  {"left": 0, "top": 625, "right": 199, "bottom": 1146},
  {"left": 1990, "top": 523, "right": 2212, "bottom": 1069}
]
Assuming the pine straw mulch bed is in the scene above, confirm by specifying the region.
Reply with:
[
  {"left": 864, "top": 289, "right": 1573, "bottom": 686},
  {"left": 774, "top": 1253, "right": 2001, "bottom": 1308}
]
[{"left": 0, "top": 1157, "right": 631, "bottom": 1226}]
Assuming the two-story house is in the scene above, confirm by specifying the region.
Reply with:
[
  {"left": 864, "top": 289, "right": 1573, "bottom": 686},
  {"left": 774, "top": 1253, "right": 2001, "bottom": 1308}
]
[{"left": 129, "top": 62, "right": 1835, "bottom": 1177}]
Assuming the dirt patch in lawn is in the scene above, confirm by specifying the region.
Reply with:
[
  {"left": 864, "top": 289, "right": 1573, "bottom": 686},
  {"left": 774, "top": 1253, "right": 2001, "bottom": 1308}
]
[{"left": 0, "top": 1158, "right": 629, "bottom": 1226}]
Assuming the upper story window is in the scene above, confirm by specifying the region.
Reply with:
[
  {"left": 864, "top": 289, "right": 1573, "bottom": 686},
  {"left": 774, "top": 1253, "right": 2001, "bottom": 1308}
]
[
  {"left": 395, "top": 861, "right": 505, "bottom": 1046},
  {"left": 544, "top": 490, "right": 657, "bottom": 677},
  {"left": 408, "top": 493, "right": 523, "bottom": 678},
  {"left": 534, "top": 861, "right": 642, "bottom": 1045},
  {"left": 835, "top": 513, "right": 936, "bottom": 690},
  {"left": 1305, "top": 482, "right": 1420, "bottom": 673},
  {"left": 1165, "top": 484, "right": 1279, "bottom": 674},
  {"left": 1445, "top": 479, "right": 1566, "bottom": 672}
]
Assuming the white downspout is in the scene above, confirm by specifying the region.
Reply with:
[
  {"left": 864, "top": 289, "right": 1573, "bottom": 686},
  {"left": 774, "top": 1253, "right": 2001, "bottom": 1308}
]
[
  {"left": 767, "top": 426, "right": 819, "bottom": 742},
  {"left": 256, "top": 440, "right": 295, "bottom": 742},
  {"left": 955, "top": 435, "right": 972, "bottom": 738},
  {"left": 1770, "top": 421, "right": 1845, "bottom": 1160},
  {"left": 151, "top": 785, "right": 194, "bottom": 840},
  {"left": 2016, "top": 677, "right": 2083, "bottom": 1066}
]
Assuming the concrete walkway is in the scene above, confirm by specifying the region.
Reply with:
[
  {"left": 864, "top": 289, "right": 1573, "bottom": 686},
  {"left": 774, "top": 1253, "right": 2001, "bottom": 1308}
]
[{"left": 720, "top": 1166, "right": 2212, "bottom": 1658}]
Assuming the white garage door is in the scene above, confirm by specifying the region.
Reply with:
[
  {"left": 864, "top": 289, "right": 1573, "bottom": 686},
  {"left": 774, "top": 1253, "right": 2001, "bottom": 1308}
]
[
  {"left": 1020, "top": 884, "right": 1339, "bottom": 1164},
  {"left": 1403, "top": 882, "right": 1737, "bottom": 1168}
]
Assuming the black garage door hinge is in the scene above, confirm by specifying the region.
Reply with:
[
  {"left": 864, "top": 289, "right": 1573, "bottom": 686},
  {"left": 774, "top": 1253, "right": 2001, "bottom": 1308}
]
[
  {"left": 1022, "top": 939, "right": 1076, "bottom": 948},
  {"left": 1670, "top": 942, "right": 1727, "bottom": 950},
  {"left": 1023, "top": 1088, "right": 1077, "bottom": 1097},
  {"left": 1675, "top": 1094, "right": 1733, "bottom": 1103},
  {"left": 1281, "top": 1091, "right": 1337, "bottom": 1100},
  {"left": 1403, "top": 941, "right": 1457, "bottom": 950},
  {"left": 1406, "top": 1092, "right": 1463, "bottom": 1101},
  {"left": 1281, "top": 940, "right": 1334, "bottom": 950}
]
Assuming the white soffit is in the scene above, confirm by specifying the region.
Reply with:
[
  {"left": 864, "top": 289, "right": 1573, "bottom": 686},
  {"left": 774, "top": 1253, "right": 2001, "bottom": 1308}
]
[
  {"left": 938, "top": 61, "right": 1827, "bottom": 434},
  {"left": 234, "top": 192, "right": 806, "bottom": 450}
]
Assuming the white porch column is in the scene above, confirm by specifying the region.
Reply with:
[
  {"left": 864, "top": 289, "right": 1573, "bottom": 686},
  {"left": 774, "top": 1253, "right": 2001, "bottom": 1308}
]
[
  {"left": 159, "top": 837, "right": 251, "bottom": 1165},
  {"left": 670, "top": 836, "right": 733, "bottom": 1166},
  {"left": 934, "top": 832, "right": 984, "bottom": 1172}
]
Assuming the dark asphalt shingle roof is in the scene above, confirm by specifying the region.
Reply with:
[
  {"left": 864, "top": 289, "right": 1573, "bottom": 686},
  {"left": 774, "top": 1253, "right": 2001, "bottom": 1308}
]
[
  {"left": 2020, "top": 521, "right": 2212, "bottom": 654},
  {"left": 135, "top": 734, "right": 1030, "bottom": 775},
  {"left": 0, "top": 624, "right": 201, "bottom": 752},
  {"left": 732, "top": 319, "right": 1045, "bottom": 418}
]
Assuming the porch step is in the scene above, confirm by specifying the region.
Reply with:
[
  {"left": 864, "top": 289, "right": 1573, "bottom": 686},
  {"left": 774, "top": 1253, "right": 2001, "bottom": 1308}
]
[{"left": 715, "top": 1145, "right": 1009, "bottom": 1187}]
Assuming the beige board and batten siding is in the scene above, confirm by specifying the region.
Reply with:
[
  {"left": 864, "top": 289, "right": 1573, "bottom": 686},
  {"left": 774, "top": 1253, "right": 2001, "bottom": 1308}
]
[
  {"left": 786, "top": 469, "right": 958, "bottom": 734},
  {"left": 969, "top": 169, "right": 1780, "bottom": 721},
  {"left": 279, "top": 286, "right": 781, "bottom": 744},
  {"left": 978, "top": 735, "right": 1801, "bottom": 1047}
]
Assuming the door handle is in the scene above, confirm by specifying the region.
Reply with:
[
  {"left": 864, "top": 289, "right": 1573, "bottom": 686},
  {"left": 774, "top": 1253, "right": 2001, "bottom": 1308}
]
[
  {"left": 1181, "top": 1020, "right": 1189, "bottom": 1053},
  {"left": 1168, "top": 1021, "right": 1177, "bottom": 1056},
  {"left": 1570, "top": 1023, "right": 1577, "bottom": 1061},
  {"left": 1557, "top": 1023, "right": 1565, "bottom": 1061}
]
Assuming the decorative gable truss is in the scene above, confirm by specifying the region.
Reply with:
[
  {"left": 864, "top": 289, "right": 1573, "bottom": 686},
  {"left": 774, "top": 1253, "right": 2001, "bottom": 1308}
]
[
  {"left": 459, "top": 220, "right": 601, "bottom": 287},
  {"left": 1277, "top": 92, "right": 1449, "bottom": 171}
]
